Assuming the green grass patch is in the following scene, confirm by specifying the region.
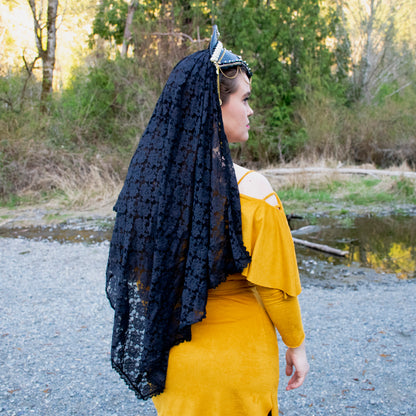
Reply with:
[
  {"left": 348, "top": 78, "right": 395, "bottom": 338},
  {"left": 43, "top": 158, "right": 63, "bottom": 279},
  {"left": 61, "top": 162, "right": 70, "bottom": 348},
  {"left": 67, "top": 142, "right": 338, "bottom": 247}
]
[
  {"left": 0, "top": 194, "right": 33, "bottom": 209},
  {"left": 344, "top": 191, "right": 395, "bottom": 205},
  {"left": 338, "top": 216, "right": 354, "bottom": 228},
  {"left": 43, "top": 213, "right": 72, "bottom": 223},
  {"left": 278, "top": 188, "right": 332, "bottom": 204},
  {"left": 396, "top": 178, "right": 416, "bottom": 200},
  {"left": 362, "top": 178, "right": 382, "bottom": 187},
  {"left": 278, "top": 175, "right": 416, "bottom": 215}
]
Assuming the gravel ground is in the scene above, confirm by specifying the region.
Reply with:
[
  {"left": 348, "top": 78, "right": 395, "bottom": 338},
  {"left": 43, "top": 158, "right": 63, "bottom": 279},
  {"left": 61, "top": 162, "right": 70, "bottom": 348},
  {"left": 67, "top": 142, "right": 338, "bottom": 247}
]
[{"left": 1, "top": 237, "right": 415, "bottom": 416}]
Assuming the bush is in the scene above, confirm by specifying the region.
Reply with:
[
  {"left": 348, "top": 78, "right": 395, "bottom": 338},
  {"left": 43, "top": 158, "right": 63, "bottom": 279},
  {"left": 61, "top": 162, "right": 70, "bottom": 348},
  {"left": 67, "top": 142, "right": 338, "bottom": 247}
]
[
  {"left": 293, "top": 80, "right": 416, "bottom": 168},
  {"left": 0, "top": 56, "right": 159, "bottom": 204},
  {"left": 55, "top": 57, "right": 158, "bottom": 151}
]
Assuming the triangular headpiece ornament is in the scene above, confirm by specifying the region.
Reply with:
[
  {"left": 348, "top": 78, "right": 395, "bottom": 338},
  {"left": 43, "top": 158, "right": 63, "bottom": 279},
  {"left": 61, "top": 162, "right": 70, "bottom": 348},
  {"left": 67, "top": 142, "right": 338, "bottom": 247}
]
[{"left": 209, "top": 25, "right": 252, "bottom": 77}]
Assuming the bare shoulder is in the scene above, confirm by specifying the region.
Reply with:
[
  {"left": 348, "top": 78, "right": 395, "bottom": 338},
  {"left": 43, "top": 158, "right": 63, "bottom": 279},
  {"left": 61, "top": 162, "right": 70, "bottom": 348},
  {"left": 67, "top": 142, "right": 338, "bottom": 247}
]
[{"left": 233, "top": 164, "right": 278, "bottom": 206}]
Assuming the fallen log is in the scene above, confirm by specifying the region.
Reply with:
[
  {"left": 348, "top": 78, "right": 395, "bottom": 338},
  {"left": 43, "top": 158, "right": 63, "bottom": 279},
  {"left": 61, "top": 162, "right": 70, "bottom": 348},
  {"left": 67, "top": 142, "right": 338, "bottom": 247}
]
[
  {"left": 261, "top": 167, "right": 416, "bottom": 179},
  {"left": 292, "top": 236, "right": 349, "bottom": 257}
]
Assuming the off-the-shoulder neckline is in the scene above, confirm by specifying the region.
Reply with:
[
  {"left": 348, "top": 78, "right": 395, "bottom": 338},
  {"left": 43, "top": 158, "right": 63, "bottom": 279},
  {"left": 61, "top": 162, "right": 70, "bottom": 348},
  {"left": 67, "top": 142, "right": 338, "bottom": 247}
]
[{"left": 239, "top": 192, "right": 281, "bottom": 209}]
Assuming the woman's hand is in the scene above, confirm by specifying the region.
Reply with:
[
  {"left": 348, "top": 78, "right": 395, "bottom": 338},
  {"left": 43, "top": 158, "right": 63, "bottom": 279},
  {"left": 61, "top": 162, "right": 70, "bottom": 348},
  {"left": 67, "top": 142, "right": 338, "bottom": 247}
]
[{"left": 285, "top": 341, "right": 309, "bottom": 391}]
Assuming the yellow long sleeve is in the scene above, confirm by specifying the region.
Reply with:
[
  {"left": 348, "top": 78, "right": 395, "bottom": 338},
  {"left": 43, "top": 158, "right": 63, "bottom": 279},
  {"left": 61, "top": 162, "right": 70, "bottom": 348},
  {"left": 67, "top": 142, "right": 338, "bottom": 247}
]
[{"left": 255, "top": 285, "right": 305, "bottom": 348}]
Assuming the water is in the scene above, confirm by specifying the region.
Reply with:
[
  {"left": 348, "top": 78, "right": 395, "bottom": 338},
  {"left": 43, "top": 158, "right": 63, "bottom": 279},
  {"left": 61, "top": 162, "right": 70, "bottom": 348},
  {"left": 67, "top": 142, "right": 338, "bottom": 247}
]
[
  {"left": 1, "top": 213, "right": 415, "bottom": 281},
  {"left": 291, "top": 213, "right": 416, "bottom": 280},
  {"left": 0, "top": 225, "right": 111, "bottom": 244}
]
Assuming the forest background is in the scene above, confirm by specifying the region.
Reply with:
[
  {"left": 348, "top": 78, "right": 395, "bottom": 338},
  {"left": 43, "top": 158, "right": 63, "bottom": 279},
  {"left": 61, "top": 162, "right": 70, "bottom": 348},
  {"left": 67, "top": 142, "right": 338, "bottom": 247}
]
[{"left": 1, "top": 0, "right": 416, "bottom": 209}]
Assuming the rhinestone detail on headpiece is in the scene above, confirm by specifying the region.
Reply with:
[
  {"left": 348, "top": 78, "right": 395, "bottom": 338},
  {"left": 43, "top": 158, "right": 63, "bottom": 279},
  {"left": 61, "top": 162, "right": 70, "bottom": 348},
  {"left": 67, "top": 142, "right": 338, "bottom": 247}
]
[{"left": 210, "top": 40, "right": 224, "bottom": 64}]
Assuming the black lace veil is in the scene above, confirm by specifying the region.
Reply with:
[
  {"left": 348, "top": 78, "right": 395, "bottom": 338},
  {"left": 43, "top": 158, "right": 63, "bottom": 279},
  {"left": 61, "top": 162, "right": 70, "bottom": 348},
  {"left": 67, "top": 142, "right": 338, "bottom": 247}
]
[{"left": 106, "top": 38, "right": 251, "bottom": 399}]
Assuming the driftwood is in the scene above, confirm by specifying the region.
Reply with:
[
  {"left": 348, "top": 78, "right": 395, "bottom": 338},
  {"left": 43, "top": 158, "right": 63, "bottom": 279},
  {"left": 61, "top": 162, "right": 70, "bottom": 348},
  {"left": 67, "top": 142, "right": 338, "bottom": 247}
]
[
  {"left": 292, "top": 236, "right": 349, "bottom": 257},
  {"left": 262, "top": 167, "right": 416, "bottom": 179},
  {"left": 287, "top": 219, "right": 348, "bottom": 257}
]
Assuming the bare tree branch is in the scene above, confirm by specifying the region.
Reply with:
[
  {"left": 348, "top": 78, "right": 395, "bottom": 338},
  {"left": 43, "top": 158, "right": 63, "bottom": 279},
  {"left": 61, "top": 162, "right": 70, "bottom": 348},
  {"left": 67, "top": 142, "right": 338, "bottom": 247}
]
[
  {"left": 150, "top": 32, "right": 209, "bottom": 44},
  {"left": 20, "top": 54, "right": 40, "bottom": 111},
  {"left": 0, "top": 96, "right": 15, "bottom": 112},
  {"left": 383, "top": 81, "right": 412, "bottom": 98}
]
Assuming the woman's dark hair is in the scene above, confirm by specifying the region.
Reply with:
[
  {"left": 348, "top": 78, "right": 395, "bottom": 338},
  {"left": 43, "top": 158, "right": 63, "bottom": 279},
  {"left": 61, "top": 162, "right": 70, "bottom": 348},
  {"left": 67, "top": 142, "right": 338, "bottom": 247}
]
[{"left": 219, "top": 65, "right": 251, "bottom": 105}]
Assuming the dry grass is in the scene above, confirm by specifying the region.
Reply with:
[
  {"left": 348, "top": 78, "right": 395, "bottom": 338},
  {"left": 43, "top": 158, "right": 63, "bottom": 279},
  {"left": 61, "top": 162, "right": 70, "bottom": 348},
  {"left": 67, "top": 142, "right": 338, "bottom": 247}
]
[
  {"left": 294, "top": 90, "right": 416, "bottom": 168},
  {"left": 42, "top": 162, "right": 122, "bottom": 210},
  {"left": 1, "top": 136, "right": 124, "bottom": 210}
]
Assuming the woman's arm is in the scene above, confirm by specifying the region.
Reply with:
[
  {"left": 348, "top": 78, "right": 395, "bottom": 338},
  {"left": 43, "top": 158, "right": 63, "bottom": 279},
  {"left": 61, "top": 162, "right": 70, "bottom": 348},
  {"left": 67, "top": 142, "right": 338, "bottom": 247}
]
[{"left": 255, "top": 285, "right": 309, "bottom": 390}]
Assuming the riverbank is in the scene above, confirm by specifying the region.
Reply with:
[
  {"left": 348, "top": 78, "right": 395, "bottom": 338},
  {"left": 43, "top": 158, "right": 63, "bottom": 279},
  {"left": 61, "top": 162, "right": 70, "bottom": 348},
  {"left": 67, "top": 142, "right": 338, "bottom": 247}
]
[
  {"left": 1, "top": 165, "right": 415, "bottom": 231},
  {"left": 1, "top": 237, "right": 415, "bottom": 415}
]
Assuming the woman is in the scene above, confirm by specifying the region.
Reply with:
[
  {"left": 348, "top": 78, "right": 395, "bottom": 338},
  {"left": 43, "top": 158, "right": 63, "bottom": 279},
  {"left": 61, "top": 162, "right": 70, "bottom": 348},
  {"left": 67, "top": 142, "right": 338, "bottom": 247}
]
[{"left": 106, "top": 26, "right": 308, "bottom": 415}]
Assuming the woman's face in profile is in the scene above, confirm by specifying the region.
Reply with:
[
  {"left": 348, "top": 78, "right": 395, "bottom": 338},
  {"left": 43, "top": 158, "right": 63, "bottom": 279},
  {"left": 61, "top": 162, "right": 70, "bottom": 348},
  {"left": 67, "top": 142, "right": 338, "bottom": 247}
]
[{"left": 221, "top": 73, "right": 253, "bottom": 143}]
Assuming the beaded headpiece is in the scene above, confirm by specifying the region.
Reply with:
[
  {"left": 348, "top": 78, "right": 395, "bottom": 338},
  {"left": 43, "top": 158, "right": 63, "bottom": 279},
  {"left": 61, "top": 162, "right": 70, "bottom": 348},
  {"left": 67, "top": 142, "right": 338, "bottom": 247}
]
[
  {"left": 209, "top": 25, "right": 252, "bottom": 105},
  {"left": 209, "top": 25, "right": 252, "bottom": 77}
]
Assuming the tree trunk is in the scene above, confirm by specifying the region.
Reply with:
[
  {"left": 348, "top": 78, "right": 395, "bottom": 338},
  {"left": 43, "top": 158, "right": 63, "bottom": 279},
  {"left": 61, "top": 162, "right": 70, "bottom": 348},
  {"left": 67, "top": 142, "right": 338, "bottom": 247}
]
[
  {"left": 27, "top": 0, "right": 59, "bottom": 113},
  {"left": 261, "top": 167, "right": 416, "bottom": 179},
  {"left": 359, "top": 0, "right": 375, "bottom": 102},
  {"left": 121, "top": 0, "right": 138, "bottom": 57},
  {"left": 346, "top": 0, "right": 406, "bottom": 103}
]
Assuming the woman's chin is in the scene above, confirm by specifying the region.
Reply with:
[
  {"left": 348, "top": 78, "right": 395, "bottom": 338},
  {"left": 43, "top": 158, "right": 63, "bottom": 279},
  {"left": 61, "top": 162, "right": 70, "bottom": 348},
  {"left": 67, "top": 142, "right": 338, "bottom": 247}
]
[{"left": 229, "top": 135, "right": 249, "bottom": 144}]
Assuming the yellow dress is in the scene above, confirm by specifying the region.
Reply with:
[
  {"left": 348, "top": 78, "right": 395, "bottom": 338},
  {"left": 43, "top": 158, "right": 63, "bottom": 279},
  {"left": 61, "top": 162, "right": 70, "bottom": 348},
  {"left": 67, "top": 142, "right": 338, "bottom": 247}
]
[{"left": 153, "top": 191, "right": 305, "bottom": 416}]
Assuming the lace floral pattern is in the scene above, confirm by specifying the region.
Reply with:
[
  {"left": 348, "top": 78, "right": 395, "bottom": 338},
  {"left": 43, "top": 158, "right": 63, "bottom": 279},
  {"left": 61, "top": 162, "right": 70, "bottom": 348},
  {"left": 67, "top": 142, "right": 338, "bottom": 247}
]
[{"left": 106, "top": 49, "right": 251, "bottom": 400}]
